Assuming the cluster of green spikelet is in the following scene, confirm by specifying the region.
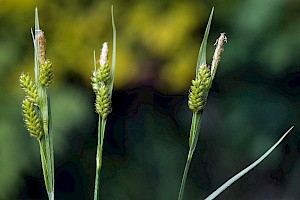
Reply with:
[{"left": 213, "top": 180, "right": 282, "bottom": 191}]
[
  {"left": 91, "top": 42, "right": 112, "bottom": 118},
  {"left": 20, "top": 31, "right": 53, "bottom": 139},
  {"left": 188, "top": 64, "right": 211, "bottom": 112},
  {"left": 188, "top": 33, "right": 227, "bottom": 113}
]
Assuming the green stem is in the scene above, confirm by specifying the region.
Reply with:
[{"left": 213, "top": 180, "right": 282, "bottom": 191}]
[
  {"left": 178, "top": 112, "right": 202, "bottom": 200},
  {"left": 94, "top": 117, "right": 107, "bottom": 200},
  {"left": 38, "top": 133, "right": 54, "bottom": 200},
  {"left": 37, "top": 76, "right": 55, "bottom": 200},
  {"left": 38, "top": 89, "right": 54, "bottom": 200},
  {"left": 178, "top": 150, "right": 192, "bottom": 200}
]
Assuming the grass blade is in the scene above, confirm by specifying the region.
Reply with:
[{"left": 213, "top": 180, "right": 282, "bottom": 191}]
[
  {"left": 205, "top": 126, "right": 294, "bottom": 200},
  {"left": 109, "top": 5, "right": 116, "bottom": 96},
  {"left": 196, "top": 7, "right": 214, "bottom": 74}
]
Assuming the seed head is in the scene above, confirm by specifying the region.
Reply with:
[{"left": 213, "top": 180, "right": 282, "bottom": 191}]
[
  {"left": 20, "top": 73, "right": 38, "bottom": 104},
  {"left": 22, "top": 98, "right": 43, "bottom": 139},
  {"left": 95, "top": 85, "right": 111, "bottom": 118},
  {"left": 99, "top": 42, "right": 109, "bottom": 67},
  {"left": 92, "top": 42, "right": 112, "bottom": 118},
  {"left": 37, "top": 30, "right": 46, "bottom": 63},
  {"left": 211, "top": 33, "right": 227, "bottom": 80},
  {"left": 39, "top": 60, "right": 53, "bottom": 87},
  {"left": 188, "top": 64, "right": 211, "bottom": 112}
]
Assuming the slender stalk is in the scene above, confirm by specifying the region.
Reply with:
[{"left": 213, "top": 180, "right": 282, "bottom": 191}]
[
  {"left": 38, "top": 89, "right": 54, "bottom": 200},
  {"left": 94, "top": 117, "right": 106, "bottom": 200},
  {"left": 178, "top": 150, "right": 192, "bottom": 200},
  {"left": 39, "top": 133, "right": 54, "bottom": 200},
  {"left": 178, "top": 112, "right": 202, "bottom": 200}
]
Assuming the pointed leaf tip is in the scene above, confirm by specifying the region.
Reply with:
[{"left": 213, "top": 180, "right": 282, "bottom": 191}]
[
  {"left": 196, "top": 7, "right": 214, "bottom": 74},
  {"left": 35, "top": 7, "right": 40, "bottom": 31},
  {"left": 109, "top": 5, "right": 116, "bottom": 96}
]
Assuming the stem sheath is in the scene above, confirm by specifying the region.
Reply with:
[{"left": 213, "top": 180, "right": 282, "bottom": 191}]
[
  {"left": 94, "top": 117, "right": 107, "bottom": 200},
  {"left": 178, "top": 112, "right": 202, "bottom": 200}
]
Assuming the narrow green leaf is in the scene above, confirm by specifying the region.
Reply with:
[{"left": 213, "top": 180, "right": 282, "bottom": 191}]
[
  {"left": 205, "top": 126, "right": 294, "bottom": 200},
  {"left": 35, "top": 7, "right": 40, "bottom": 30},
  {"left": 196, "top": 7, "right": 214, "bottom": 74},
  {"left": 109, "top": 5, "right": 117, "bottom": 96}
]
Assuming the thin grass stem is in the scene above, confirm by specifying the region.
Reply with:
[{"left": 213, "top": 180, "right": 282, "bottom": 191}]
[
  {"left": 178, "top": 112, "right": 202, "bottom": 200},
  {"left": 178, "top": 150, "right": 192, "bottom": 200},
  {"left": 94, "top": 117, "right": 107, "bottom": 200}
]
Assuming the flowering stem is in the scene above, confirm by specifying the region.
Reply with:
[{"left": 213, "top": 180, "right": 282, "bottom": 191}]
[
  {"left": 33, "top": 8, "right": 55, "bottom": 199},
  {"left": 94, "top": 116, "right": 106, "bottom": 200},
  {"left": 38, "top": 132, "right": 54, "bottom": 200},
  {"left": 93, "top": 6, "right": 116, "bottom": 200},
  {"left": 178, "top": 112, "right": 202, "bottom": 200},
  {"left": 178, "top": 150, "right": 192, "bottom": 200}
]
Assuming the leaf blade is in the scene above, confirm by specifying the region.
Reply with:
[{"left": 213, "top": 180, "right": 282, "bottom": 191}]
[
  {"left": 196, "top": 7, "right": 214, "bottom": 74},
  {"left": 205, "top": 126, "right": 294, "bottom": 200}
]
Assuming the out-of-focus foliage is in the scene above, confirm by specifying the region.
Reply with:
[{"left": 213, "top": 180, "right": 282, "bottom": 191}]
[{"left": 0, "top": 0, "right": 299, "bottom": 199}]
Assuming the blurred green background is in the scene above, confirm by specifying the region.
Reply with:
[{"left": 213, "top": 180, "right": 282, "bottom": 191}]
[{"left": 0, "top": 0, "right": 300, "bottom": 199}]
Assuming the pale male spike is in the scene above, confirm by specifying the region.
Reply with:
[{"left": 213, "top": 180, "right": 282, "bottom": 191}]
[
  {"left": 211, "top": 33, "right": 227, "bottom": 80},
  {"left": 37, "top": 30, "right": 46, "bottom": 63},
  {"left": 100, "top": 42, "right": 109, "bottom": 66}
]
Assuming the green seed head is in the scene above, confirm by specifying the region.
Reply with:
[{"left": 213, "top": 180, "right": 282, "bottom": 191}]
[
  {"left": 19, "top": 73, "right": 38, "bottom": 104},
  {"left": 92, "top": 42, "right": 112, "bottom": 118},
  {"left": 39, "top": 60, "right": 53, "bottom": 87},
  {"left": 91, "top": 42, "right": 111, "bottom": 93},
  {"left": 188, "top": 64, "right": 211, "bottom": 112},
  {"left": 95, "top": 85, "right": 111, "bottom": 118},
  {"left": 22, "top": 98, "right": 42, "bottom": 139},
  {"left": 91, "top": 65, "right": 111, "bottom": 93}
]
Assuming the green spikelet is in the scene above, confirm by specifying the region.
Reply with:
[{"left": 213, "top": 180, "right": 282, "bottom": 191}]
[
  {"left": 22, "top": 98, "right": 42, "bottom": 139},
  {"left": 91, "top": 65, "right": 111, "bottom": 93},
  {"left": 91, "top": 71, "right": 99, "bottom": 93},
  {"left": 98, "top": 63, "right": 111, "bottom": 84},
  {"left": 91, "top": 42, "right": 112, "bottom": 118},
  {"left": 39, "top": 60, "right": 53, "bottom": 87},
  {"left": 95, "top": 85, "right": 111, "bottom": 118},
  {"left": 188, "top": 64, "right": 211, "bottom": 112},
  {"left": 20, "top": 73, "right": 38, "bottom": 104}
]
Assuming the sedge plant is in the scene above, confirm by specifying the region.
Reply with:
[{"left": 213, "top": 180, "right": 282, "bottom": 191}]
[
  {"left": 91, "top": 6, "right": 117, "bottom": 200},
  {"left": 178, "top": 7, "right": 294, "bottom": 200},
  {"left": 18, "top": 6, "right": 295, "bottom": 200},
  {"left": 177, "top": 7, "right": 222, "bottom": 200},
  {"left": 20, "top": 8, "right": 55, "bottom": 200}
]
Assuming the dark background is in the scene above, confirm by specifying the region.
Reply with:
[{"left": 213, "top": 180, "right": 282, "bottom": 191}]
[{"left": 0, "top": 0, "right": 299, "bottom": 199}]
